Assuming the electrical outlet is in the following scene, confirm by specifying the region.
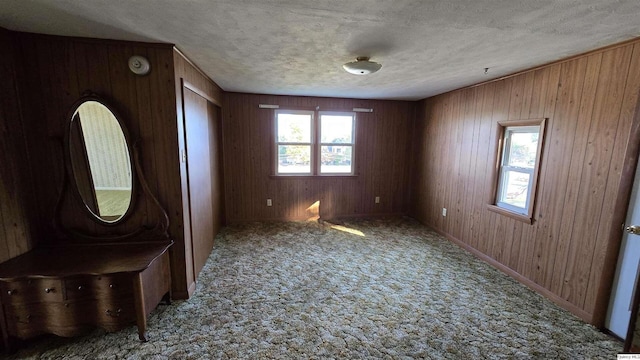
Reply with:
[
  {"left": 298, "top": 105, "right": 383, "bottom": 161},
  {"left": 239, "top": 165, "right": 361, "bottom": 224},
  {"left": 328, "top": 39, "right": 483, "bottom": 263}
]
[
  {"left": 375, "top": 196, "right": 380, "bottom": 204},
  {"left": 267, "top": 199, "right": 272, "bottom": 207},
  {"left": 442, "top": 208, "right": 447, "bottom": 217}
]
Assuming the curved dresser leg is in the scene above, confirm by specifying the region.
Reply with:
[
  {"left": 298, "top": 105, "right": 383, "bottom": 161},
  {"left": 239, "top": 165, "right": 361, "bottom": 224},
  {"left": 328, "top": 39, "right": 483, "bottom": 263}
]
[
  {"left": 132, "top": 274, "right": 148, "bottom": 342},
  {"left": 0, "top": 306, "right": 13, "bottom": 353}
]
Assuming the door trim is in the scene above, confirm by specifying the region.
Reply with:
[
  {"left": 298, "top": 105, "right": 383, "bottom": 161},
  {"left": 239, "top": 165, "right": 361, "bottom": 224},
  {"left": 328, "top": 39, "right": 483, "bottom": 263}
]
[{"left": 626, "top": 271, "right": 640, "bottom": 351}]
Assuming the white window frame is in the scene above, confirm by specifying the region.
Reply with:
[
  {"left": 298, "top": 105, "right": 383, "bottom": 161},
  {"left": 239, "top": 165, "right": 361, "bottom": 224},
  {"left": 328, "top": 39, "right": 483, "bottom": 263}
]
[
  {"left": 489, "top": 118, "right": 546, "bottom": 223},
  {"left": 274, "top": 109, "right": 315, "bottom": 176},
  {"left": 318, "top": 111, "right": 356, "bottom": 176},
  {"left": 273, "top": 109, "right": 357, "bottom": 176},
  {"left": 496, "top": 126, "right": 539, "bottom": 214}
]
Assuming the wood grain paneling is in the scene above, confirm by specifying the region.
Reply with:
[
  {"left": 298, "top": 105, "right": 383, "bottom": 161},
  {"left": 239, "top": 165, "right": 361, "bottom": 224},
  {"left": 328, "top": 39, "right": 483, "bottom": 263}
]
[
  {"left": 1, "top": 32, "right": 225, "bottom": 300},
  {"left": 11, "top": 33, "right": 176, "bottom": 241},
  {"left": 411, "top": 39, "right": 640, "bottom": 324},
  {"left": 5, "top": 32, "right": 216, "bottom": 300},
  {"left": 6, "top": 26, "right": 640, "bottom": 329},
  {"left": 182, "top": 86, "right": 223, "bottom": 283},
  {"left": 206, "top": 102, "right": 224, "bottom": 264},
  {"left": 222, "top": 93, "right": 414, "bottom": 222},
  {"left": 0, "top": 28, "right": 35, "bottom": 263},
  {"left": 183, "top": 88, "right": 214, "bottom": 281},
  {"left": 593, "top": 45, "right": 640, "bottom": 327},
  {"left": 173, "top": 50, "right": 224, "bottom": 298}
]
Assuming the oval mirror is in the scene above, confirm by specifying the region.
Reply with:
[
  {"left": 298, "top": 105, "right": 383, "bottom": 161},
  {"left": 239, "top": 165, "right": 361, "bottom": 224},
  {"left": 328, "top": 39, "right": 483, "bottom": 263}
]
[{"left": 68, "top": 98, "right": 134, "bottom": 224}]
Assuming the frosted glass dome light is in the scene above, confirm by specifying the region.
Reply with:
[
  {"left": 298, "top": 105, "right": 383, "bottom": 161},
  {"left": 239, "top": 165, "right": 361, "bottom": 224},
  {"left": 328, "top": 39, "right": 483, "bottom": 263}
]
[{"left": 343, "top": 57, "right": 382, "bottom": 75}]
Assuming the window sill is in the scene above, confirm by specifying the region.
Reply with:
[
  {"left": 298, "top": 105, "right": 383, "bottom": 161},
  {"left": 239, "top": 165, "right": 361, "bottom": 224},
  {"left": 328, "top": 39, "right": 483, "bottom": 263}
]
[
  {"left": 486, "top": 204, "right": 533, "bottom": 224},
  {"left": 269, "top": 174, "right": 359, "bottom": 179}
]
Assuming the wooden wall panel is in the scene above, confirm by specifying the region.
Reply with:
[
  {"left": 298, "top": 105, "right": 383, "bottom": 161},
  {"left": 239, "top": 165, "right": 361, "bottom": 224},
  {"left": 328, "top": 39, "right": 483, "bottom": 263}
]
[
  {"left": 173, "top": 49, "right": 224, "bottom": 298},
  {"left": 8, "top": 33, "right": 201, "bottom": 298},
  {"left": 411, "top": 39, "right": 640, "bottom": 324},
  {"left": 12, "top": 33, "right": 177, "bottom": 240},
  {"left": 0, "top": 28, "right": 35, "bottom": 263},
  {"left": 4, "top": 34, "right": 224, "bottom": 300},
  {"left": 592, "top": 44, "right": 640, "bottom": 325},
  {"left": 183, "top": 89, "right": 215, "bottom": 281},
  {"left": 222, "top": 93, "right": 414, "bottom": 222},
  {"left": 207, "top": 102, "right": 224, "bottom": 257}
]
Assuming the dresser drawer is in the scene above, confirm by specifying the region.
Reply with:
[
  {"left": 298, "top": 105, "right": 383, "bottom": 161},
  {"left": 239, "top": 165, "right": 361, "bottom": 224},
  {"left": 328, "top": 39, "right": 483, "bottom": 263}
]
[
  {"left": 0, "top": 278, "right": 64, "bottom": 305},
  {"left": 0, "top": 242, "right": 172, "bottom": 350},
  {"left": 6, "top": 301, "right": 93, "bottom": 338},
  {"left": 6, "top": 299, "right": 136, "bottom": 338},
  {"left": 64, "top": 274, "right": 133, "bottom": 301},
  {"left": 96, "top": 299, "right": 137, "bottom": 330}
]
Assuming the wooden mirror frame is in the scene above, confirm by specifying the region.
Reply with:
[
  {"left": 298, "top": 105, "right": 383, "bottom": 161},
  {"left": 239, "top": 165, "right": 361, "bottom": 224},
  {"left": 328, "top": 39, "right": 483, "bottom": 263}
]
[
  {"left": 55, "top": 91, "right": 170, "bottom": 242},
  {"left": 64, "top": 93, "right": 137, "bottom": 226}
]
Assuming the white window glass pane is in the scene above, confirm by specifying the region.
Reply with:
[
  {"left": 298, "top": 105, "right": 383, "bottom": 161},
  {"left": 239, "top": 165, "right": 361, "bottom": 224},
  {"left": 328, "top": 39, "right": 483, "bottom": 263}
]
[
  {"left": 278, "top": 113, "right": 311, "bottom": 143},
  {"left": 320, "top": 115, "right": 353, "bottom": 143},
  {"left": 506, "top": 129, "right": 539, "bottom": 168},
  {"left": 500, "top": 170, "right": 530, "bottom": 209},
  {"left": 278, "top": 145, "right": 311, "bottom": 173},
  {"left": 320, "top": 145, "right": 352, "bottom": 173}
]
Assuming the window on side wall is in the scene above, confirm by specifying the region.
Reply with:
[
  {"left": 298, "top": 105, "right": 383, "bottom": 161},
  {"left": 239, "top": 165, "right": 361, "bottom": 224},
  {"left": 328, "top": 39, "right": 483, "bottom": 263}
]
[
  {"left": 489, "top": 119, "right": 546, "bottom": 223},
  {"left": 274, "top": 109, "right": 356, "bottom": 176}
]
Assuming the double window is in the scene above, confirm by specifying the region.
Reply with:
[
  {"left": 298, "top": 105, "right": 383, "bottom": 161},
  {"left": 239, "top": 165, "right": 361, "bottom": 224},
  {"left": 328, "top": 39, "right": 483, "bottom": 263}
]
[
  {"left": 275, "top": 110, "right": 355, "bottom": 176},
  {"left": 492, "top": 119, "right": 546, "bottom": 222}
]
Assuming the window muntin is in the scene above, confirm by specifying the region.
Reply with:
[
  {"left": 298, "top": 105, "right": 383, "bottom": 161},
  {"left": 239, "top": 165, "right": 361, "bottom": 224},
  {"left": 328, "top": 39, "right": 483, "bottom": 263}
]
[
  {"left": 496, "top": 125, "right": 540, "bottom": 215},
  {"left": 275, "top": 110, "right": 313, "bottom": 175},
  {"left": 319, "top": 112, "right": 355, "bottom": 174}
]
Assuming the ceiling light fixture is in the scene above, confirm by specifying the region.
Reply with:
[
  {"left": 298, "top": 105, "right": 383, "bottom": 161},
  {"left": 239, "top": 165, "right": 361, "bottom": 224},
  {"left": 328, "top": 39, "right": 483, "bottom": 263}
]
[{"left": 343, "top": 57, "right": 382, "bottom": 75}]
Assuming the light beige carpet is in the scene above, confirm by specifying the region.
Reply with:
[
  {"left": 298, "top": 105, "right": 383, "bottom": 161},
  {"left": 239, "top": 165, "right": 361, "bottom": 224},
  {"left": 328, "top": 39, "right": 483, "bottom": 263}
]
[{"left": 8, "top": 217, "right": 621, "bottom": 359}]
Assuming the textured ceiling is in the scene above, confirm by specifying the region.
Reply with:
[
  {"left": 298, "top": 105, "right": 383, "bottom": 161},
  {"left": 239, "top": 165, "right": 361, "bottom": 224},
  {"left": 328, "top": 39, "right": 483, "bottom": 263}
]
[{"left": 2, "top": 0, "right": 640, "bottom": 100}]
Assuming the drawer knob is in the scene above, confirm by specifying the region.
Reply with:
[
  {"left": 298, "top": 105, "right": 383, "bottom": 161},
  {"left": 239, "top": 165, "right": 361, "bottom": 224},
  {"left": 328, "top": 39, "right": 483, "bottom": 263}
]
[
  {"left": 109, "top": 284, "right": 115, "bottom": 289},
  {"left": 77, "top": 285, "right": 84, "bottom": 291},
  {"left": 105, "top": 308, "right": 122, "bottom": 317},
  {"left": 7, "top": 290, "right": 14, "bottom": 296},
  {"left": 44, "top": 288, "right": 54, "bottom": 293}
]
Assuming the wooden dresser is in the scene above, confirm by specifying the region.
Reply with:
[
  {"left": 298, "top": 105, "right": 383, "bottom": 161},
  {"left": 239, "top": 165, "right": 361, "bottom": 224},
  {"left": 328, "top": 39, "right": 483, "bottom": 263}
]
[{"left": 0, "top": 241, "right": 172, "bottom": 352}]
